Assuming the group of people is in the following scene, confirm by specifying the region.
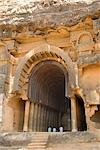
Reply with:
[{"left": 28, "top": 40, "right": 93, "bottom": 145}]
[{"left": 47, "top": 126, "right": 63, "bottom": 132}]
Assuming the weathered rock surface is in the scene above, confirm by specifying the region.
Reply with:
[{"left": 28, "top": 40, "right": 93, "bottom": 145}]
[
  {"left": 0, "top": 0, "right": 99, "bottom": 28},
  {"left": 0, "top": 132, "right": 34, "bottom": 146}
]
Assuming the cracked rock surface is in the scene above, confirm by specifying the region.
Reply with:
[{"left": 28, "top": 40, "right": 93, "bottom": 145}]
[{"left": 0, "top": 0, "right": 99, "bottom": 27}]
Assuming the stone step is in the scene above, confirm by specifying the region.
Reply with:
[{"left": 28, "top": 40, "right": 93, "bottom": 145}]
[
  {"left": 27, "top": 146, "right": 46, "bottom": 149},
  {"left": 32, "top": 137, "right": 48, "bottom": 140},
  {"left": 0, "top": 146, "right": 22, "bottom": 150},
  {"left": 33, "top": 133, "right": 49, "bottom": 136},
  {"left": 32, "top": 136, "right": 48, "bottom": 139},
  {"left": 26, "top": 148, "right": 45, "bottom": 150},
  {"left": 27, "top": 148, "right": 45, "bottom": 150},
  {"left": 29, "top": 139, "right": 47, "bottom": 142},
  {"left": 25, "top": 133, "right": 48, "bottom": 150},
  {"left": 33, "top": 135, "right": 48, "bottom": 138},
  {"left": 0, "top": 132, "right": 99, "bottom": 150},
  {"left": 31, "top": 139, "right": 47, "bottom": 142},
  {"left": 28, "top": 142, "right": 46, "bottom": 146}
]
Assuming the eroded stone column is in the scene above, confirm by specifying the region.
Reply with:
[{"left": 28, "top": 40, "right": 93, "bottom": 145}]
[
  {"left": 71, "top": 96, "right": 77, "bottom": 132},
  {"left": 29, "top": 102, "right": 34, "bottom": 132},
  {"left": 33, "top": 103, "right": 38, "bottom": 132},
  {"left": 23, "top": 100, "right": 30, "bottom": 132}
]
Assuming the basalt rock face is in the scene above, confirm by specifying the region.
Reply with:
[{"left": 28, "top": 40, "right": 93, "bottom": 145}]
[
  {"left": 0, "top": 0, "right": 99, "bottom": 29},
  {"left": 0, "top": 0, "right": 100, "bottom": 134}
]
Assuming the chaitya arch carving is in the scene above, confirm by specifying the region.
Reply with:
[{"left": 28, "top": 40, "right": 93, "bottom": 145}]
[
  {"left": 76, "top": 31, "right": 94, "bottom": 53},
  {"left": 13, "top": 44, "right": 77, "bottom": 96}
]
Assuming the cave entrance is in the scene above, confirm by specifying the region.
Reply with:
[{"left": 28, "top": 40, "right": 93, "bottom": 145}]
[
  {"left": 75, "top": 95, "right": 87, "bottom": 131},
  {"left": 28, "top": 60, "right": 71, "bottom": 132}
]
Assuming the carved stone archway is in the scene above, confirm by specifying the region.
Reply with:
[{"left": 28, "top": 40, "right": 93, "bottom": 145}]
[
  {"left": 14, "top": 48, "right": 71, "bottom": 131},
  {"left": 13, "top": 44, "right": 76, "bottom": 95},
  {"left": 3, "top": 44, "right": 80, "bottom": 132}
]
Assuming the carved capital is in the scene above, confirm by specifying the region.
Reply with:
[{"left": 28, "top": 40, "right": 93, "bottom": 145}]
[{"left": 20, "top": 90, "right": 28, "bottom": 101}]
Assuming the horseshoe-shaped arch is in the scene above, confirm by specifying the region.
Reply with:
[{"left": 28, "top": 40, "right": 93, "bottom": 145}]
[{"left": 13, "top": 44, "right": 76, "bottom": 96}]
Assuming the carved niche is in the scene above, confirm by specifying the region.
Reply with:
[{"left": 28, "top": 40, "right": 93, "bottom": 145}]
[{"left": 76, "top": 31, "right": 94, "bottom": 54}]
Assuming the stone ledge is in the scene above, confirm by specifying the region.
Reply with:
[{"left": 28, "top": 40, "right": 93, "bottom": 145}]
[
  {"left": 47, "top": 131, "right": 100, "bottom": 147},
  {"left": 0, "top": 131, "right": 99, "bottom": 147}
]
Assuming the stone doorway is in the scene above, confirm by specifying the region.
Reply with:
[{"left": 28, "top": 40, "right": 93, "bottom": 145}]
[
  {"left": 75, "top": 95, "right": 87, "bottom": 131},
  {"left": 27, "top": 60, "right": 71, "bottom": 132}
]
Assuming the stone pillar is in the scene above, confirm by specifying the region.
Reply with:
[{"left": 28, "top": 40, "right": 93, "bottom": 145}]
[
  {"left": 39, "top": 104, "right": 42, "bottom": 131},
  {"left": 40, "top": 105, "right": 43, "bottom": 132},
  {"left": 29, "top": 102, "right": 34, "bottom": 132},
  {"left": 42, "top": 106, "right": 45, "bottom": 132},
  {"left": 23, "top": 100, "right": 30, "bottom": 132},
  {"left": 33, "top": 103, "right": 38, "bottom": 132},
  {"left": 49, "top": 109, "right": 52, "bottom": 127},
  {"left": 51, "top": 110, "right": 53, "bottom": 128},
  {"left": 45, "top": 108, "right": 48, "bottom": 131},
  {"left": 47, "top": 107, "right": 49, "bottom": 129},
  {"left": 74, "top": 64, "right": 79, "bottom": 87},
  {"left": 71, "top": 96, "right": 77, "bottom": 132},
  {"left": 55, "top": 112, "right": 57, "bottom": 127},
  {"left": 59, "top": 112, "right": 61, "bottom": 126},
  {"left": 44, "top": 107, "right": 47, "bottom": 131},
  {"left": 67, "top": 108, "right": 71, "bottom": 131},
  {"left": 65, "top": 79, "right": 68, "bottom": 97},
  {"left": 49, "top": 108, "right": 52, "bottom": 127},
  {"left": 53, "top": 110, "right": 55, "bottom": 127},
  {"left": 85, "top": 106, "right": 91, "bottom": 131},
  {"left": 37, "top": 104, "right": 41, "bottom": 132},
  {"left": 2, "top": 99, "right": 14, "bottom": 131}
]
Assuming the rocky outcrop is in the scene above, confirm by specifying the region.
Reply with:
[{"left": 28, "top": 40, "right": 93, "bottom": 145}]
[{"left": 0, "top": 0, "right": 99, "bottom": 29}]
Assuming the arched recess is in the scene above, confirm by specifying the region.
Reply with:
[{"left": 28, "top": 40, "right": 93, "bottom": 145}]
[
  {"left": 13, "top": 44, "right": 76, "bottom": 94},
  {"left": 77, "top": 31, "right": 93, "bottom": 45},
  {"left": 28, "top": 60, "right": 71, "bottom": 131},
  {"left": 75, "top": 94, "right": 87, "bottom": 131},
  {"left": 11, "top": 44, "right": 79, "bottom": 131},
  {"left": 15, "top": 52, "right": 68, "bottom": 97},
  {"left": 76, "top": 31, "right": 94, "bottom": 52},
  {"left": 11, "top": 44, "right": 76, "bottom": 132}
]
